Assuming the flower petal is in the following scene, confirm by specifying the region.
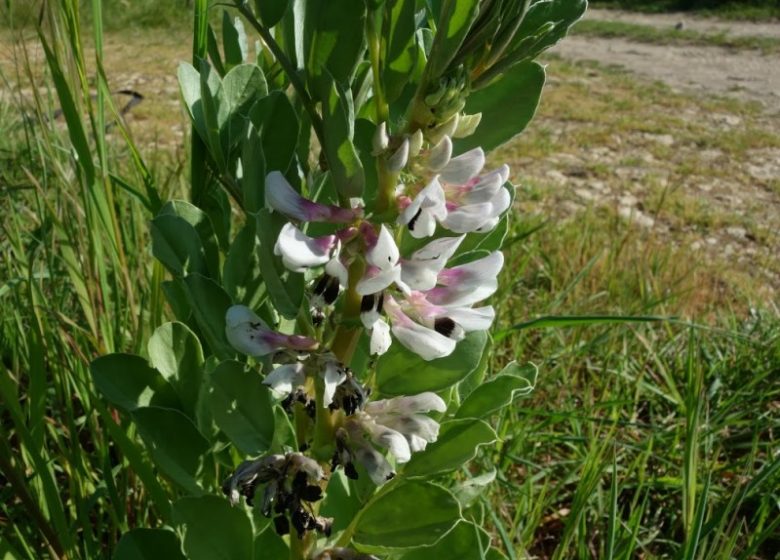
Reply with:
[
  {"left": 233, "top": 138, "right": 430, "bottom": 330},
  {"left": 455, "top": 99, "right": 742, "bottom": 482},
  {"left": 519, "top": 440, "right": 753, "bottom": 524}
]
[
  {"left": 428, "top": 136, "right": 453, "bottom": 171},
  {"left": 354, "top": 443, "right": 395, "bottom": 485},
  {"left": 369, "top": 318, "right": 392, "bottom": 356},
  {"left": 401, "top": 236, "right": 464, "bottom": 291},
  {"left": 322, "top": 361, "right": 347, "bottom": 408},
  {"left": 266, "top": 171, "right": 358, "bottom": 223},
  {"left": 368, "top": 424, "right": 411, "bottom": 463},
  {"left": 391, "top": 319, "right": 457, "bottom": 361},
  {"left": 225, "top": 305, "right": 318, "bottom": 356},
  {"left": 274, "top": 223, "right": 336, "bottom": 272},
  {"left": 440, "top": 147, "right": 485, "bottom": 185},
  {"left": 263, "top": 363, "right": 306, "bottom": 395},
  {"left": 446, "top": 305, "right": 495, "bottom": 331},
  {"left": 366, "top": 224, "right": 399, "bottom": 269}
]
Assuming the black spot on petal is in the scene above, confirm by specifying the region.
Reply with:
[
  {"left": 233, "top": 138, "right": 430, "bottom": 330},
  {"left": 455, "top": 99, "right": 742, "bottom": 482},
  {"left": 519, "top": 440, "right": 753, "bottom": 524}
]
[
  {"left": 434, "top": 317, "right": 456, "bottom": 337},
  {"left": 407, "top": 207, "right": 423, "bottom": 231},
  {"left": 360, "top": 294, "right": 376, "bottom": 313}
]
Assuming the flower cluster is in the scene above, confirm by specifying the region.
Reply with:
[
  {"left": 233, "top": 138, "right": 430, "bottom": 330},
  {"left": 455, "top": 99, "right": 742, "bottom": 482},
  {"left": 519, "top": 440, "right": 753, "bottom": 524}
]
[
  {"left": 265, "top": 132, "right": 508, "bottom": 362},
  {"left": 222, "top": 130, "right": 511, "bottom": 541}
]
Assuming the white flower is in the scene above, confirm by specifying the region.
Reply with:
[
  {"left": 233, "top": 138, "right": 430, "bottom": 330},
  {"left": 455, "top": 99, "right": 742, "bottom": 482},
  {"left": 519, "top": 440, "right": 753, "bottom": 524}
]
[
  {"left": 341, "top": 393, "right": 446, "bottom": 485},
  {"left": 274, "top": 223, "right": 338, "bottom": 272},
  {"left": 426, "top": 250, "right": 504, "bottom": 307},
  {"left": 225, "top": 305, "right": 318, "bottom": 357},
  {"left": 266, "top": 171, "right": 360, "bottom": 223},
  {"left": 400, "top": 235, "right": 465, "bottom": 291},
  {"left": 397, "top": 178, "right": 446, "bottom": 239},
  {"left": 397, "top": 141, "right": 511, "bottom": 238},
  {"left": 356, "top": 225, "right": 408, "bottom": 296},
  {"left": 262, "top": 363, "right": 305, "bottom": 396}
]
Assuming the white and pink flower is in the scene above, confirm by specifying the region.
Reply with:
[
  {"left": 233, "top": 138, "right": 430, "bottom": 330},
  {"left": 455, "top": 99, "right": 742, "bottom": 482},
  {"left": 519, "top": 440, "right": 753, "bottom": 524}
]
[{"left": 225, "top": 305, "right": 318, "bottom": 357}]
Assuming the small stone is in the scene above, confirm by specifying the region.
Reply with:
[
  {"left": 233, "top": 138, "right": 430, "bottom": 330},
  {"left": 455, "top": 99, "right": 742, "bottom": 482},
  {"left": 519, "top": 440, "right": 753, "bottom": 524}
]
[
  {"left": 726, "top": 226, "right": 747, "bottom": 239},
  {"left": 575, "top": 188, "right": 596, "bottom": 201}
]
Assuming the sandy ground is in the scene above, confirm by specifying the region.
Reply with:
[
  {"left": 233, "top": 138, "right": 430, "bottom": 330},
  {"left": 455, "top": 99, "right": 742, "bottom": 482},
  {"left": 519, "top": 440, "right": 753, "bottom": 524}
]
[
  {"left": 556, "top": 11, "right": 780, "bottom": 110},
  {"left": 584, "top": 8, "right": 780, "bottom": 39}
]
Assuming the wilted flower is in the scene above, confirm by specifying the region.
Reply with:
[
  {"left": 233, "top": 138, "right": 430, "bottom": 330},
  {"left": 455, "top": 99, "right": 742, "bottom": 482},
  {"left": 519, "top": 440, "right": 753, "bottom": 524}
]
[
  {"left": 222, "top": 452, "right": 330, "bottom": 538},
  {"left": 333, "top": 393, "right": 446, "bottom": 485}
]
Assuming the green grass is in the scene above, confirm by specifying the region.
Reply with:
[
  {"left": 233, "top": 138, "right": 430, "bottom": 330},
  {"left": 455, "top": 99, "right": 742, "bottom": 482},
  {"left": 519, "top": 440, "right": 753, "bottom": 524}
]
[
  {"left": 572, "top": 19, "right": 780, "bottom": 52},
  {"left": 1, "top": 2, "right": 779, "bottom": 560},
  {"left": 591, "top": 0, "right": 780, "bottom": 21}
]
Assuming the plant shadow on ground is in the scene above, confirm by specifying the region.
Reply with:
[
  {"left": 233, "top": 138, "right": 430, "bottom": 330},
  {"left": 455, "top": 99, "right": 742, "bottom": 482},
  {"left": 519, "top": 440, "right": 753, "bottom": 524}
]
[{"left": 1, "top": 7, "right": 778, "bottom": 560}]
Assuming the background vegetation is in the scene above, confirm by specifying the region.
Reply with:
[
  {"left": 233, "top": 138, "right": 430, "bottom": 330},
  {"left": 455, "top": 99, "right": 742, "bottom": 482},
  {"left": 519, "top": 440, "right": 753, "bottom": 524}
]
[{"left": 1, "top": 0, "right": 778, "bottom": 559}]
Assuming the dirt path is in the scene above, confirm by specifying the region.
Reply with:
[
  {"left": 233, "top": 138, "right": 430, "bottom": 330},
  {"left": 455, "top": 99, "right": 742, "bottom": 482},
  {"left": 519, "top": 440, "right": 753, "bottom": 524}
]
[
  {"left": 555, "top": 11, "right": 780, "bottom": 111},
  {"left": 585, "top": 8, "right": 780, "bottom": 39}
]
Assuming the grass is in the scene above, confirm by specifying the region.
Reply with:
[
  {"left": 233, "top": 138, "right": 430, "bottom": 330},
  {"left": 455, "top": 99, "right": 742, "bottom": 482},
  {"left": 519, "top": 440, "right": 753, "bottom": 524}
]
[
  {"left": 572, "top": 19, "right": 780, "bottom": 53},
  {"left": 1, "top": 3, "right": 779, "bottom": 560},
  {"left": 590, "top": 0, "right": 780, "bottom": 21}
]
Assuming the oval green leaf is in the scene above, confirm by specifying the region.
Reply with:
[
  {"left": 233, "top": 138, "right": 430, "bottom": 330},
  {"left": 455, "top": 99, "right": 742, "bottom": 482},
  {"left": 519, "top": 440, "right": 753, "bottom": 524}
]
[
  {"left": 90, "top": 353, "right": 179, "bottom": 413},
  {"left": 353, "top": 481, "right": 460, "bottom": 550},
  {"left": 398, "top": 520, "right": 487, "bottom": 560},
  {"left": 455, "top": 362, "right": 538, "bottom": 419},
  {"left": 132, "top": 406, "right": 210, "bottom": 495},
  {"left": 113, "top": 528, "right": 185, "bottom": 560},
  {"left": 376, "top": 331, "right": 487, "bottom": 396},
  {"left": 209, "top": 360, "right": 275, "bottom": 455},
  {"left": 148, "top": 322, "right": 204, "bottom": 420},
  {"left": 173, "top": 495, "right": 253, "bottom": 560},
  {"left": 403, "top": 418, "right": 497, "bottom": 478}
]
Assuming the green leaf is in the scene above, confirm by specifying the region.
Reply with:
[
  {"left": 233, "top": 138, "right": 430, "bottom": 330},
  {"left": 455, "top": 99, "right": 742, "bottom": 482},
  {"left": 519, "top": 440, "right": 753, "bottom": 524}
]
[
  {"left": 353, "top": 481, "right": 461, "bottom": 550},
  {"left": 320, "top": 469, "right": 364, "bottom": 534},
  {"left": 222, "top": 64, "right": 267, "bottom": 120},
  {"left": 383, "top": 0, "right": 418, "bottom": 103},
  {"left": 209, "top": 361, "right": 275, "bottom": 455},
  {"left": 377, "top": 331, "right": 487, "bottom": 396},
  {"left": 321, "top": 78, "right": 365, "bottom": 198},
  {"left": 403, "top": 418, "right": 497, "bottom": 478},
  {"left": 253, "top": 0, "right": 290, "bottom": 27},
  {"left": 508, "top": 0, "right": 587, "bottom": 63},
  {"left": 221, "top": 64, "right": 267, "bottom": 151},
  {"left": 157, "top": 200, "right": 221, "bottom": 280},
  {"left": 178, "top": 62, "right": 208, "bottom": 144},
  {"left": 151, "top": 214, "right": 208, "bottom": 277},
  {"left": 173, "top": 495, "right": 253, "bottom": 560},
  {"left": 457, "top": 61, "right": 545, "bottom": 152},
  {"left": 148, "top": 322, "right": 204, "bottom": 420},
  {"left": 456, "top": 362, "right": 538, "bottom": 419},
  {"left": 222, "top": 13, "right": 248, "bottom": 70},
  {"left": 427, "top": 0, "right": 480, "bottom": 78},
  {"left": 181, "top": 274, "right": 234, "bottom": 358},
  {"left": 253, "top": 528, "right": 288, "bottom": 560},
  {"left": 255, "top": 209, "right": 304, "bottom": 319},
  {"left": 250, "top": 91, "right": 299, "bottom": 175},
  {"left": 198, "top": 61, "right": 227, "bottom": 170},
  {"left": 306, "top": 0, "right": 366, "bottom": 95},
  {"left": 223, "top": 221, "right": 265, "bottom": 305},
  {"left": 494, "top": 315, "right": 670, "bottom": 341},
  {"left": 132, "top": 407, "right": 210, "bottom": 495},
  {"left": 398, "top": 520, "right": 487, "bottom": 559},
  {"left": 452, "top": 468, "right": 497, "bottom": 508},
  {"left": 90, "top": 353, "right": 179, "bottom": 413},
  {"left": 113, "top": 529, "right": 186, "bottom": 560},
  {"left": 240, "top": 123, "right": 267, "bottom": 213}
]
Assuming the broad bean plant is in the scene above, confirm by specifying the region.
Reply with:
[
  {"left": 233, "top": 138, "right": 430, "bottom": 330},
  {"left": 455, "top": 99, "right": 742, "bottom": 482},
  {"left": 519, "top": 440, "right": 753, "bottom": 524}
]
[{"left": 93, "top": 1, "right": 585, "bottom": 558}]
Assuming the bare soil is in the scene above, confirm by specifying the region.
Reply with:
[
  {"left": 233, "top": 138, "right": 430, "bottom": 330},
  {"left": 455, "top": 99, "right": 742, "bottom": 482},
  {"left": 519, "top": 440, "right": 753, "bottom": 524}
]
[{"left": 557, "top": 11, "right": 780, "bottom": 110}]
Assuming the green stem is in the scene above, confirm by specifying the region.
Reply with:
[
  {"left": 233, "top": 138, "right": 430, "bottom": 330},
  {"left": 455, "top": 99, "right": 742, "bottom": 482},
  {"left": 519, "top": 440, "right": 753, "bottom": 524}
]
[{"left": 366, "top": 9, "right": 388, "bottom": 124}]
